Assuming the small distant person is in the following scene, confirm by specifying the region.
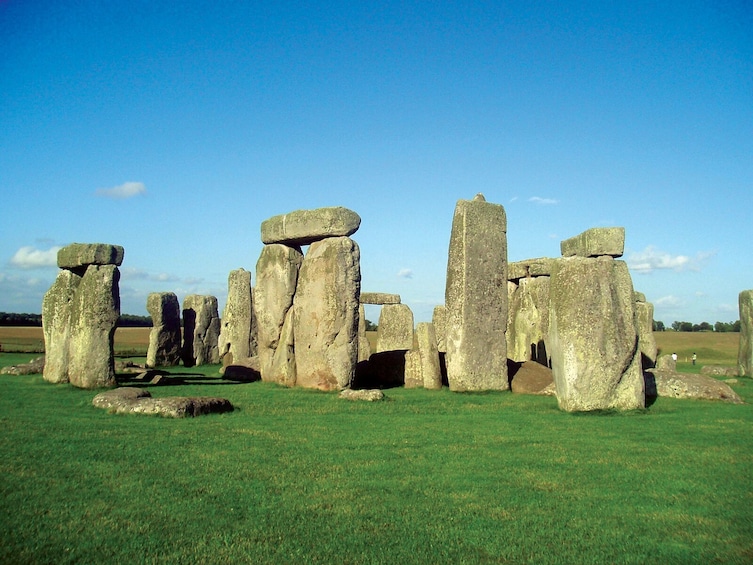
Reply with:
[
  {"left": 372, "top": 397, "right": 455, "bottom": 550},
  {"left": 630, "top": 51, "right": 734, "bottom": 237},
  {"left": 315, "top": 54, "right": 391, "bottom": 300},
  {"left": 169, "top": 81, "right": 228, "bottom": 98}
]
[
  {"left": 672, "top": 352, "right": 677, "bottom": 363},
  {"left": 692, "top": 352, "right": 697, "bottom": 365}
]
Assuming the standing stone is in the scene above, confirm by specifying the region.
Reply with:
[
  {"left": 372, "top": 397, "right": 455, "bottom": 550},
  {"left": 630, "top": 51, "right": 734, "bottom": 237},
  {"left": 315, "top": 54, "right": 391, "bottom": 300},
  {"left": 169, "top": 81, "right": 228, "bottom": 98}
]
[
  {"left": 403, "top": 350, "right": 423, "bottom": 388},
  {"left": 357, "top": 304, "right": 372, "bottom": 363},
  {"left": 416, "top": 322, "right": 442, "bottom": 390},
  {"left": 375, "top": 303, "right": 414, "bottom": 353},
  {"left": 146, "top": 292, "right": 182, "bottom": 367},
  {"left": 445, "top": 195, "right": 508, "bottom": 391},
  {"left": 634, "top": 292, "right": 657, "bottom": 369},
  {"left": 67, "top": 265, "right": 120, "bottom": 389},
  {"left": 548, "top": 256, "right": 644, "bottom": 412},
  {"left": 261, "top": 207, "right": 361, "bottom": 246},
  {"left": 42, "top": 270, "right": 81, "bottom": 383},
  {"left": 738, "top": 290, "right": 753, "bottom": 377},
  {"left": 293, "top": 237, "right": 361, "bottom": 390},
  {"left": 267, "top": 306, "right": 297, "bottom": 386},
  {"left": 182, "top": 295, "right": 221, "bottom": 367},
  {"left": 218, "top": 269, "right": 256, "bottom": 366},
  {"left": 507, "top": 275, "right": 550, "bottom": 365},
  {"left": 432, "top": 305, "right": 447, "bottom": 353},
  {"left": 254, "top": 244, "right": 304, "bottom": 380}
]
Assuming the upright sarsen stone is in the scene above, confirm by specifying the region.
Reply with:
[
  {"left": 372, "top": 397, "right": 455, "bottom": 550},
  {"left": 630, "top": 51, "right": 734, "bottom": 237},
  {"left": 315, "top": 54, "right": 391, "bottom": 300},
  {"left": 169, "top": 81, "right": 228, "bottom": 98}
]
[
  {"left": 218, "top": 269, "right": 256, "bottom": 366},
  {"left": 146, "top": 292, "right": 182, "bottom": 368},
  {"left": 375, "top": 303, "right": 414, "bottom": 353},
  {"left": 293, "top": 237, "right": 361, "bottom": 390},
  {"left": 548, "top": 256, "right": 644, "bottom": 411},
  {"left": 445, "top": 195, "right": 508, "bottom": 391},
  {"left": 42, "top": 269, "right": 81, "bottom": 384},
  {"left": 634, "top": 292, "right": 657, "bottom": 369},
  {"left": 254, "top": 244, "right": 304, "bottom": 380},
  {"left": 738, "top": 290, "right": 753, "bottom": 377},
  {"left": 182, "top": 295, "right": 220, "bottom": 367}
]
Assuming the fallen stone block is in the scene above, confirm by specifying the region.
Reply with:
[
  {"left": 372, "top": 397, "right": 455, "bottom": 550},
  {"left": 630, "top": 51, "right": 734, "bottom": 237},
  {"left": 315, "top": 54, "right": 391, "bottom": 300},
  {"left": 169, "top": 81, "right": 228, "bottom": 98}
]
[
  {"left": 700, "top": 365, "right": 739, "bottom": 378},
  {"left": 647, "top": 369, "right": 743, "bottom": 404},
  {"left": 92, "top": 387, "right": 234, "bottom": 417},
  {"left": 339, "top": 389, "right": 385, "bottom": 402}
]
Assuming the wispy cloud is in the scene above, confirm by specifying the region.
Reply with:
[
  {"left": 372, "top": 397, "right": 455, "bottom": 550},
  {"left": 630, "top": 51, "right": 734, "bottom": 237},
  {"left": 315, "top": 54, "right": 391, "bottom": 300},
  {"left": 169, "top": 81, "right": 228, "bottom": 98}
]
[
  {"left": 528, "top": 196, "right": 558, "bottom": 205},
  {"left": 627, "top": 245, "right": 715, "bottom": 274},
  {"left": 95, "top": 181, "right": 146, "bottom": 199},
  {"left": 397, "top": 268, "right": 413, "bottom": 279},
  {"left": 654, "top": 295, "right": 684, "bottom": 308},
  {"left": 9, "top": 246, "right": 61, "bottom": 269},
  {"left": 120, "top": 267, "right": 181, "bottom": 283}
]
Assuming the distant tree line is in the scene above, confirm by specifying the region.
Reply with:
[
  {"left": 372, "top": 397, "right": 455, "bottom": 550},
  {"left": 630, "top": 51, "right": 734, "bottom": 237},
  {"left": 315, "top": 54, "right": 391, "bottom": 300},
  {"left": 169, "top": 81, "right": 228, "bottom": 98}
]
[
  {"left": 653, "top": 320, "right": 740, "bottom": 332},
  {"left": 0, "top": 312, "right": 152, "bottom": 327}
]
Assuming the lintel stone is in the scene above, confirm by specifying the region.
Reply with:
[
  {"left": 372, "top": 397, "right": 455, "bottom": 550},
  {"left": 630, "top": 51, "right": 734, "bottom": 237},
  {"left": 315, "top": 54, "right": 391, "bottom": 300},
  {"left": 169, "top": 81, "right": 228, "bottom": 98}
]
[
  {"left": 360, "top": 292, "right": 401, "bottom": 305},
  {"left": 560, "top": 227, "right": 625, "bottom": 258},
  {"left": 58, "top": 243, "right": 125, "bottom": 269},
  {"left": 261, "top": 206, "right": 361, "bottom": 246}
]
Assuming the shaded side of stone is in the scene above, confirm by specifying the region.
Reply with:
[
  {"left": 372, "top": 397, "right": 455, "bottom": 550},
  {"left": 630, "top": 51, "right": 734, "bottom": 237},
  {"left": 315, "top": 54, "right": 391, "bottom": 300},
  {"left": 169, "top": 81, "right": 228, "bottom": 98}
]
[
  {"left": 507, "top": 276, "right": 550, "bottom": 365},
  {"left": 634, "top": 296, "right": 657, "bottom": 369},
  {"left": 181, "top": 295, "right": 221, "bottom": 367}
]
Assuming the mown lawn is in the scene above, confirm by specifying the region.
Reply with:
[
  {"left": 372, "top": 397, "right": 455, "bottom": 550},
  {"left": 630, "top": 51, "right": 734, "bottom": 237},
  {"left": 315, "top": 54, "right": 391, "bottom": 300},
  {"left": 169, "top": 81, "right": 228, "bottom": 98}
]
[{"left": 1, "top": 359, "right": 751, "bottom": 564}]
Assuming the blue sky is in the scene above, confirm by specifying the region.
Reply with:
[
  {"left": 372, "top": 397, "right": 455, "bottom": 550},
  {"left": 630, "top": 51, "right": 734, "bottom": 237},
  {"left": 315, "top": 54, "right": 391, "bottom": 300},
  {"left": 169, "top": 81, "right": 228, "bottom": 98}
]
[{"left": 1, "top": 1, "right": 751, "bottom": 325}]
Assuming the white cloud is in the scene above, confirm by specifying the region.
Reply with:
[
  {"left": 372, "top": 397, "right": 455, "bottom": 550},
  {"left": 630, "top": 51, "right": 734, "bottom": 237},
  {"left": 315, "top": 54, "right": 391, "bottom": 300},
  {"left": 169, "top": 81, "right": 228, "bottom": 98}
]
[
  {"left": 95, "top": 181, "right": 146, "bottom": 199},
  {"left": 10, "top": 246, "right": 61, "bottom": 269},
  {"left": 120, "top": 267, "right": 182, "bottom": 283},
  {"left": 528, "top": 196, "right": 558, "bottom": 205},
  {"left": 397, "top": 268, "right": 414, "bottom": 279},
  {"left": 627, "top": 246, "right": 715, "bottom": 274},
  {"left": 654, "top": 295, "right": 684, "bottom": 308}
]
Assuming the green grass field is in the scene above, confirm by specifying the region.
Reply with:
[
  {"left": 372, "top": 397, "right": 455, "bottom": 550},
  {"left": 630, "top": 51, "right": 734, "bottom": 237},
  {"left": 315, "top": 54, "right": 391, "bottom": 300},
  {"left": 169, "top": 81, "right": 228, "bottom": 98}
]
[{"left": 0, "top": 330, "right": 751, "bottom": 563}]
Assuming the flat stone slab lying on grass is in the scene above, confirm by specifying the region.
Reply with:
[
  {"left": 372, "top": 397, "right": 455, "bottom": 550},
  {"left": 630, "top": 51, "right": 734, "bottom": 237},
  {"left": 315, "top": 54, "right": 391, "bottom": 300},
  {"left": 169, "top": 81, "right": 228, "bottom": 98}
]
[
  {"left": 92, "top": 387, "right": 234, "bottom": 417},
  {"left": 339, "top": 389, "right": 385, "bottom": 401},
  {"left": 646, "top": 370, "right": 743, "bottom": 404},
  {"left": 700, "top": 365, "right": 739, "bottom": 377},
  {"left": 0, "top": 356, "right": 45, "bottom": 375}
]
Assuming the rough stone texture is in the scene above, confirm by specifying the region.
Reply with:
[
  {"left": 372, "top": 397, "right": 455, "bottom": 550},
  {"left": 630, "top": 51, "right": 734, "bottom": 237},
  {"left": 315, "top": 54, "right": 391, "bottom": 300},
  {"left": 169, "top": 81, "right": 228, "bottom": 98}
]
[
  {"left": 432, "top": 305, "right": 447, "bottom": 353},
  {"left": 181, "top": 295, "right": 221, "bottom": 367},
  {"left": 738, "top": 290, "right": 753, "bottom": 377},
  {"left": 375, "top": 303, "right": 414, "bottom": 353},
  {"left": 357, "top": 304, "right": 372, "bottom": 363},
  {"left": 42, "top": 269, "right": 80, "bottom": 384},
  {"left": 445, "top": 197, "right": 508, "bottom": 392},
  {"left": 66, "top": 265, "right": 120, "bottom": 389},
  {"left": 548, "top": 256, "right": 644, "bottom": 412},
  {"left": 634, "top": 295, "right": 657, "bottom": 369},
  {"left": 360, "top": 292, "right": 401, "bottom": 305},
  {"left": 146, "top": 292, "right": 182, "bottom": 368},
  {"left": 339, "top": 388, "right": 385, "bottom": 402},
  {"left": 655, "top": 354, "right": 676, "bottom": 371},
  {"left": 57, "top": 243, "right": 124, "bottom": 270},
  {"left": 647, "top": 370, "right": 743, "bottom": 404},
  {"left": 267, "top": 306, "right": 297, "bottom": 386},
  {"left": 293, "top": 237, "right": 361, "bottom": 390},
  {"left": 509, "top": 361, "right": 554, "bottom": 394},
  {"left": 508, "top": 258, "right": 553, "bottom": 282},
  {"left": 507, "top": 276, "right": 550, "bottom": 365},
  {"left": 416, "top": 322, "right": 442, "bottom": 390},
  {"left": 92, "top": 387, "right": 234, "bottom": 417},
  {"left": 403, "top": 350, "right": 423, "bottom": 388},
  {"left": 560, "top": 227, "right": 625, "bottom": 258},
  {"left": 0, "top": 356, "right": 45, "bottom": 375},
  {"left": 261, "top": 206, "right": 361, "bottom": 246},
  {"left": 254, "top": 244, "right": 303, "bottom": 381},
  {"left": 700, "top": 365, "right": 739, "bottom": 377},
  {"left": 218, "top": 269, "right": 256, "bottom": 368}
]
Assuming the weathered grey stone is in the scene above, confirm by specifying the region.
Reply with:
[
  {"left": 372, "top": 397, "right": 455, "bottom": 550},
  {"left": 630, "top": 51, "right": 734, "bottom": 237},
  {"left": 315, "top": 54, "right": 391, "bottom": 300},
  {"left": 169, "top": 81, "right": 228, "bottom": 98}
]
[
  {"left": 507, "top": 258, "right": 553, "bottom": 282},
  {"left": 738, "top": 290, "right": 753, "bottom": 377},
  {"left": 655, "top": 354, "right": 676, "bottom": 371},
  {"left": 92, "top": 387, "right": 234, "bottom": 417},
  {"left": 261, "top": 207, "right": 361, "bottom": 246},
  {"left": 57, "top": 243, "right": 124, "bottom": 270},
  {"left": 293, "top": 237, "right": 361, "bottom": 390},
  {"left": 267, "top": 306, "right": 297, "bottom": 386},
  {"left": 254, "top": 244, "right": 303, "bottom": 381},
  {"left": 181, "top": 295, "right": 221, "bottom": 367},
  {"left": 647, "top": 369, "right": 743, "bottom": 404},
  {"left": 416, "top": 322, "right": 442, "bottom": 390},
  {"left": 548, "top": 256, "right": 644, "bottom": 411},
  {"left": 509, "top": 361, "right": 554, "bottom": 394},
  {"left": 0, "top": 356, "right": 45, "bottom": 375},
  {"left": 146, "top": 292, "right": 182, "bottom": 368},
  {"left": 65, "top": 265, "right": 120, "bottom": 389},
  {"left": 634, "top": 297, "right": 657, "bottom": 368},
  {"left": 634, "top": 291, "right": 646, "bottom": 303},
  {"left": 339, "top": 388, "right": 385, "bottom": 401},
  {"left": 218, "top": 269, "right": 256, "bottom": 368},
  {"left": 560, "top": 227, "right": 625, "bottom": 258},
  {"left": 700, "top": 365, "right": 739, "bottom": 377},
  {"left": 432, "top": 305, "right": 447, "bottom": 353},
  {"left": 507, "top": 276, "right": 550, "bottom": 365},
  {"left": 376, "top": 303, "right": 414, "bottom": 353},
  {"left": 42, "top": 269, "right": 80, "bottom": 384},
  {"left": 403, "top": 350, "right": 423, "bottom": 388},
  {"left": 445, "top": 197, "right": 508, "bottom": 392},
  {"left": 357, "top": 304, "right": 372, "bottom": 363},
  {"left": 360, "top": 292, "right": 401, "bottom": 305}
]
